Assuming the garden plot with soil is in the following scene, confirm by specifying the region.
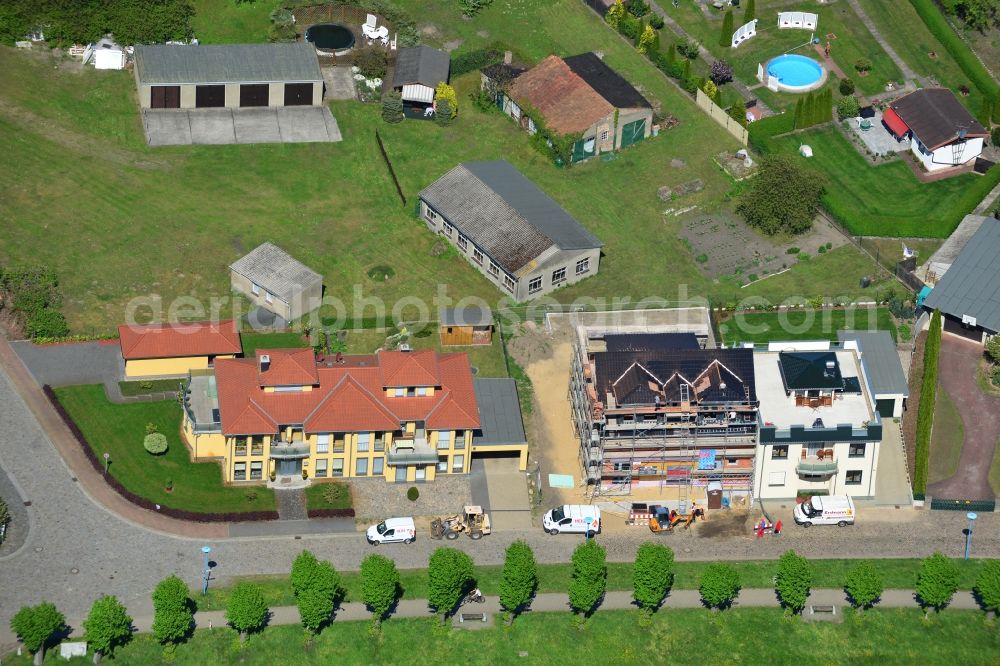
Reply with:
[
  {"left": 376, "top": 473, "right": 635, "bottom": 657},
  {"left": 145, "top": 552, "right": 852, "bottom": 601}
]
[{"left": 680, "top": 211, "right": 847, "bottom": 285}]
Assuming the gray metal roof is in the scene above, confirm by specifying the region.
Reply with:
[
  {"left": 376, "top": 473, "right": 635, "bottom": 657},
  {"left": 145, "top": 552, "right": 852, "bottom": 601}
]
[
  {"left": 440, "top": 306, "right": 492, "bottom": 327},
  {"left": 418, "top": 160, "right": 603, "bottom": 274},
  {"left": 472, "top": 378, "right": 527, "bottom": 446},
  {"left": 838, "top": 331, "right": 909, "bottom": 397},
  {"left": 134, "top": 44, "right": 322, "bottom": 85},
  {"left": 923, "top": 219, "right": 1000, "bottom": 333},
  {"left": 230, "top": 242, "right": 323, "bottom": 304},
  {"left": 392, "top": 45, "right": 450, "bottom": 89}
]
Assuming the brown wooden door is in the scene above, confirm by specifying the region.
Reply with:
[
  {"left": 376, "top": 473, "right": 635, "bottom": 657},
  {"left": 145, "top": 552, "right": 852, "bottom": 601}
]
[
  {"left": 283, "top": 82, "right": 313, "bottom": 106},
  {"left": 195, "top": 85, "right": 225, "bottom": 108},
  {"left": 150, "top": 86, "right": 180, "bottom": 109},
  {"left": 239, "top": 84, "right": 269, "bottom": 107}
]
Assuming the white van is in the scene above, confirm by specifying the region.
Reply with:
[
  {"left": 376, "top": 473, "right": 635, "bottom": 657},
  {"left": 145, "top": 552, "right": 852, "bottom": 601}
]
[
  {"left": 543, "top": 505, "right": 601, "bottom": 536},
  {"left": 793, "top": 495, "right": 856, "bottom": 527},
  {"left": 366, "top": 517, "right": 416, "bottom": 544}
]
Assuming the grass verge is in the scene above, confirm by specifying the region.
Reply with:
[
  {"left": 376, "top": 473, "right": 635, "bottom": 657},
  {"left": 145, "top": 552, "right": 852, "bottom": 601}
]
[
  {"left": 718, "top": 306, "right": 897, "bottom": 345},
  {"left": 118, "top": 379, "right": 185, "bottom": 396},
  {"left": 240, "top": 331, "right": 310, "bottom": 356},
  {"left": 990, "top": 440, "right": 1000, "bottom": 497},
  {"left": 928, "top": 386, "right": 965, "bottom": 485}
]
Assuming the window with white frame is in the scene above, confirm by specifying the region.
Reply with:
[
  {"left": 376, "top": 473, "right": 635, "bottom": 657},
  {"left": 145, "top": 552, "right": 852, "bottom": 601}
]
[
  {"left": 356, "top": 458, "right": 369, "bottom": 476},
  {"left": 575, "top": 258, "right": 590, "bottom": 275},
  {"left": 332, "top": 459, "right": 344, "bottom": 477},
  {"left": 457, "top": 235, "right": 468, "bottom": 251},
  {"left": 265, "top": 291, "right": 273, "bottom": 304},
  {"left": 316, "top": 433, "right": 329, "bottom": 454},
  {"left": 452, "top": 454, "right": 465, "bottom": 472},
  {"left": 234, "top": 462, "right": 247, "bottom": 481},
  {"left": 528, "top": 276, "right": 543, "bottom": 294},
  {"left": 372, "top": 457, "right": 384, "bottom": 475},
  {"left": 437, "top": 431, "right": 451, "bottom": 449},
  {"left": 374, "top": 433, "right": 385, "bottom": 451},
  {"left": 489, "top": 260, "right": 500, "bottom": 277},
  {"left": 443, "top": 221, "right": 454, "bottom": 236},
  {"left": 424, "top": 206, "right": 438, "bottom": 222},
  {"left": 438, "top": 456, "right": 448, "bottom": 472},
  {"left": 849, "top": 442, "right": 866, "bottom": 458},
  {"left": 250, "top": 461, "right": 263, "bottom": 480},
  {"left": 315, "top": 459, "right": 328, "bottom": 477},
  {"left": 846, "top": 470, "right": 863, "bottom": 485},
  {"left": 251, "top": 282, "right": 260, "bottom": 296},
  {"left": 768, "top": 471, "right": 786, "bottom": 486},
  {"left": 357, "top": 432, "right": 370, "bottom": 452},
  {"left": 771, "top": 445, "right": 788, "bottom": 460},
  {"left": 551, "top": 267, "right": 566, "bottom": 284},
  {"left": 503, "top": 275, "right": 515, "bottom": 293},
  {"left": 472, "top": 248, "right": 483, "bottom": 265}
]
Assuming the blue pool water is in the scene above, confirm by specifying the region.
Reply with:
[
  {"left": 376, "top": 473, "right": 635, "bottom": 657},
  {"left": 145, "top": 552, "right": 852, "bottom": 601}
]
[{"left": 766, "top": 54, "right": 823, "bottom": 88}]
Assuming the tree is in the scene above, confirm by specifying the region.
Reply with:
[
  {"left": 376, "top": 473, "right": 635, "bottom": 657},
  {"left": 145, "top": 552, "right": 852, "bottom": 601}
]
[
  {"left": 985, "top": 335, "right": 1000, "bottom": 364},
  {"left": 568, "top": 540, "right": 607, "bottom": 617},
  {"left": 637, "top": 24, "right": 656, "bottom": 55},
  {"left": 435, "top": 99, "right": 455, "bottom": 126},
  {"left": 381, "top": 90, "right": 404, "bottom": 123},
  {"left": 225, "top": 583, "right": 268, "bottom": 643},
  {"left": 844, "top": 561, "right": 884, "bottom": 612},
  {"left": 632, "top": 542, "right": 674, "bottom": 615},
  {"left": 710, "top": 60, "right": 733, "bottom": 85},
  {"left": 605, "top": 0, "right": 625, "bottom": 30},
  {"left": 736, "top": 154, "right": 824, "bottom": 235},
  {"left": 361, "top": 553, "right": 400, "bottom": 627},
  {"left": 152, "top": 576, "right": 194, "bottom": 646},
  {"left": 775, "top": 550, "right": 812, "bottom": 615},
  {"left": 427, "top": 547, "right": 474, "bottom": 624},
  {"left": 837, "top": 95, "right": 860, "bottom": 120},
  {"left": 719, "top": 9, "right": 734, "bottom": 47},
  {"left": 459, "top": 0, "right": 494, "bottom": 17},
  {"left": 974, "top": 560, "right": 1000, "bottom": 616},
  {"left": 10, "top": 602, "right": 65, "bottom": 666},
  {"left": 83, "top": 595, "right": 133, "bottom": 663},
  {"left": 498, "top": 540, "right": 538, "bottom": 624},
  {"left": 916, "top": 552, "right": 959, "bottom": 616},
  {"left": 729, "top": 98, "right": 748, "bottom": 127},
  {"left": 700, "top": 564, "right": 740, "bottom": 610},
  {"left": 839, "top": 77, "right": 856, "bottom": 96},
  {"left": 793, "top": 97, "right": 805, "bottom": 128},
  {"left": 291, "top": 550, "right": 340, "bottom": 634},
  {"left": 353, "top": 45, "right": 388, "bottom": 79},
  {"left": 743, "top": 0, "right": 756, "bottom": 22},
  {"left": 435, "top": 82, "right": 459, "bottom": 119},
  {"left": 702, "top": 80, "right": 719, "bottom": 103}
]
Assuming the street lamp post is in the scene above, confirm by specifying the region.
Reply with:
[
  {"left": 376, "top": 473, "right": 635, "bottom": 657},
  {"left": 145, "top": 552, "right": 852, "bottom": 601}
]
[
  {"left": 964, "top": 512, "right": 977, "bottom": 560},
  {"left": 103, "top": 452, "right": 110, "bottom": 474},
  {"left": 201, "top": 545, "right": 212, "bottom": 594}
]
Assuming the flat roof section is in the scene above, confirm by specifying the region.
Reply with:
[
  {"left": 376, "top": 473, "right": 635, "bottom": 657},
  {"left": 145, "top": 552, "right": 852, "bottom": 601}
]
[{"left": 472, "top": 378, "right": 527, "bottom": 446}]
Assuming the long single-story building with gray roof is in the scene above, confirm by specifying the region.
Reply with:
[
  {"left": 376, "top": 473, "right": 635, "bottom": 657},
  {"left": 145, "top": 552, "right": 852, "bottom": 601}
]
[
  {"left": 134, "top": 43, "right": 323, "bottom": 109},
  {"left": 838, "top": 330, "right": 909, "bottom": 417},
  {"left": 418, "top": 160, "right": 603, "bottom": 301},
  {"left": 230, "top": 242, "right": 323, "bottom": 323}
]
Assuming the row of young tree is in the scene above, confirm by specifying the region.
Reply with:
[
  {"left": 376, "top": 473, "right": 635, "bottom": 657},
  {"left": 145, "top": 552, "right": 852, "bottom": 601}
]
[{"left": 12, "top": 548, "right": 1000, "bottom": 663}]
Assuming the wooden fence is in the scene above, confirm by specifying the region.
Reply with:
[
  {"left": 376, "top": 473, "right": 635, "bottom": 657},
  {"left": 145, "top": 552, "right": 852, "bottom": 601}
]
[{"left": 695, "top": 89, "right": 748, "bottom": 146}]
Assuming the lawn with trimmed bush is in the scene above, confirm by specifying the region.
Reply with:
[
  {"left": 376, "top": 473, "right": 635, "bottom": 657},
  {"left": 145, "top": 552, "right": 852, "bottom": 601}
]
[
  {"left": 303, "top": 482, "right": 353, "bottom": 511},
  {"left": 718, "top": 306, "right": 897, "bottom": 345},
  {"left": 240, "top": 331, "right": 310, "bottom": 356},
  {"left": 53, "top": 385, "right": 275, "bottom": 513},
  {"left": 117, "top": 378, "right": 185, "bottom": 397}
]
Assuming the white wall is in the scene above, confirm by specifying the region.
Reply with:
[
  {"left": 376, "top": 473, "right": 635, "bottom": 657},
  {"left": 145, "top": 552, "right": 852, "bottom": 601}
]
[
  {"left": 911, "top": 137, "right": 984, "bottom": 171},
  {"left": 753, "top": 440, "right": 879, "bottom": 500}
]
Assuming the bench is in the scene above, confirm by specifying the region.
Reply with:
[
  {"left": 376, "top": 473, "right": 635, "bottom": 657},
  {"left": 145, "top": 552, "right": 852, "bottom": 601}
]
[
  {"left": 460, "top": 613, "right": 487, "bottom": 623},
  {"left": 809, "top": 604, "right": 836, "bottom": 615}
]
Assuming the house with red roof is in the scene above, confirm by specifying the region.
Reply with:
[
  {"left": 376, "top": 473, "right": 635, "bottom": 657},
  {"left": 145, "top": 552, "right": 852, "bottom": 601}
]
[
  {"left": 118, "top": 320, "right": 242, "bottom": 378},
  {"left": 883, "top": 88, "right": 988, "bottom": 173},
  {"left": 181, "top": 348, "right": 527, "bottom": 484}
]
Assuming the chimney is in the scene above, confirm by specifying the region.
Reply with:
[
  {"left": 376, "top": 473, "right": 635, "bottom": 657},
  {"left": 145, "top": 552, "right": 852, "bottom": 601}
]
[
  {"left": 825, "top": 360, "right": 835, "bottom": 370},
  {"left": 260, "top": 354, "right": 270, "bottom": 373},
  {"left": 503, "top": 50, "right": 512, "bottom": 65},
  {"left": 719, "top": 381, "right": 727, "bottom": 390},
  {"left": 594, "top": 50, "right": 604, "bottom": 60}
]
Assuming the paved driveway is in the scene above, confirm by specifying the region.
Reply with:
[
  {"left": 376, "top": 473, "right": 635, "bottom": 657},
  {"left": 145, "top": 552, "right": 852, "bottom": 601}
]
[
  {"left": 928, "top": 335, "right": 1000, "bottom": 501},
  {"left": 142, "top": 107, "right": 343, "bottom": 146},
  {"left": 10, "top": 340, "right": 122, "bottom": 388}
]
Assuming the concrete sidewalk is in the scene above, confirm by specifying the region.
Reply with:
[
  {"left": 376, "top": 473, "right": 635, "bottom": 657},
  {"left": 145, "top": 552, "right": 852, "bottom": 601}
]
[{"left": 65, "top": 588, "right": 980, "bottom": 638}]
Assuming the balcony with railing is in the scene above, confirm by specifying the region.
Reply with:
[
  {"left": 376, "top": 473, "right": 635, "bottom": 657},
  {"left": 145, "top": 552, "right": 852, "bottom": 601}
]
[
  {"left": 387, "top": 436, "right": 439, "bottom": 465},
  {"left": 269, "top": 440, "right": 311, "bottom": 459},
  {"left": 183, "top": 370, "right": 221, "bottom": 434},
  {"left": 796, "top": 452, "right": 838, "bottom": 477}
]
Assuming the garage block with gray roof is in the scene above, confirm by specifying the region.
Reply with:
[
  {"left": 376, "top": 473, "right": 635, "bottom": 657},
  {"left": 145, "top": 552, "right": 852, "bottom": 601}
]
[
  {"left": 472, "top": 378, "right": 529, "bottom": 468},
  {"left": 418, "top": 160, "right": 603, "bottom": 301},
  {"left": 838, "top": 331, "right": 909, "bottom": 417},
  {"left": 230, "top": 242, "right": 323, "bottom": 323}
]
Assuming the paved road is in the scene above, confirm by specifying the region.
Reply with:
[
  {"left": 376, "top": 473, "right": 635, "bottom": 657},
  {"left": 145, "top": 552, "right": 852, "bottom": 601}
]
[
  {"left": 2, "top": 351, "right": 1000, "bottom": 652},
  {"left": 929, "top": 335, "right": 1000, "bottom": 501}
]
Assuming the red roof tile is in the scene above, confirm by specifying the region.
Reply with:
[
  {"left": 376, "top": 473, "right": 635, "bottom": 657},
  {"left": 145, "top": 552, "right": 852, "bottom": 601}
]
[
  {"left": 256, "top": 348, "right": 319, "bottom": 386},
  {"left": 214, "top": 349, "right": 480, "bottom": 436},
  {"left": 118, "top": 320, "right": 242, "bottom": 360},
  {"left": 378, "top": 350, "right": 441, "bottom": 387},
  {"left": 509, "top": 55, "right": 614, "bottom": 135}
]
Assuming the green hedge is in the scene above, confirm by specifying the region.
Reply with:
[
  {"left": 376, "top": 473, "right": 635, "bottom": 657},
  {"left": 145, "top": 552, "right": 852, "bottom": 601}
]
[
  {"left": 450, "top": 41, "right": 508, "bottom": 77},
  {"left": 908, "top": 0, "right": 1000, "bottom": 117},
  {"left": 913, "top": 310, "right": 942, "bottom": 496}
]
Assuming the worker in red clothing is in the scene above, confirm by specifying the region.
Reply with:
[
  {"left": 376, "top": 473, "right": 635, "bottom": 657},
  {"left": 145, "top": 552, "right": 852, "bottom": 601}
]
[{"left": 773, "top": 519, "right": 783, "bottom": 536}]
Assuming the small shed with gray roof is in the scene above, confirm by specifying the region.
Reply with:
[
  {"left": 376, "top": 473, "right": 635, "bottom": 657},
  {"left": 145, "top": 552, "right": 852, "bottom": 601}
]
[
  {"left": 134, "top": 43, "right": 323, "bottom": 109},
  {"left": 923, "top": 218, "right": 1000, "bottom": 343},
  {"left": 392, "top": 45, "right": 450, "bottom": 107},
  {"left": 230, "top": 242, "right": 323, "bottom": 322},
  {"left": 418, "top": 160, "right": 603, "bottom": 301},
  {"left": 839, "top": 331, "right": 909, "bottom": 417},
  {"left": 472, "top": 378, "right": 529, "bottom": 469},
  {"left": 439, "top": 306, "right": 493, "bottom": 346}
]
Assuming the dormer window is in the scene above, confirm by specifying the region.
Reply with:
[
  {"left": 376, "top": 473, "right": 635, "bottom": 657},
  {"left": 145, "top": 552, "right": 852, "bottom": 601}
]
[
  {"left": 394, "top": 387, "right": 405, "bottom": 397},
  {"left": 416, "top": 387, "right": 428, "bottom": 396}
]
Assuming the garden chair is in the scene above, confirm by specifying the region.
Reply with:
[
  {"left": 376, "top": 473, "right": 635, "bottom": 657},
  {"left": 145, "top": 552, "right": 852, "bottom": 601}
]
[{"left": 365, "top": 13, "right": 377, "bottom": 29}]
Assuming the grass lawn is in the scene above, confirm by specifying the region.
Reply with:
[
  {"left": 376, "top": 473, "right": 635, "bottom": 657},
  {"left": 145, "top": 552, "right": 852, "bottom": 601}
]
[
  {"left": 303, "top": 482, "right": 352, "bottom": 511},
  {"left": 767, "top": 124, "right": 997, "bottom": 237},
  {"left": 196, "top": 556, "right": 988, "bottom": 612},
  {"left": 21, "top": 608, "right": 1000, "bottom": 664},
  {"left": 1, "top": 0, "right": 897, "bottom": 336},
  {"left": 117, "top": 378, "right": 185, "bottom": 396},
  {"left": 240, "top": 331, "right": 310, "bottom": 356},
  {"left": 53, "top": 385, "right": 275, "bottom": 513},
  {"left": 662, "top": 1, "right": 901, "bottom": 104},
  {"left": 858, "top": 237, "right": 943, "bottom": 268},
  {"left": 929, "top": 385, "right": 966, "bottom": 485},
  {"left": 190, "top": 0, "right": 282, "bottom": 44},
  {"left": 718, "top": 306, "right": 897, "bottom": 345}
]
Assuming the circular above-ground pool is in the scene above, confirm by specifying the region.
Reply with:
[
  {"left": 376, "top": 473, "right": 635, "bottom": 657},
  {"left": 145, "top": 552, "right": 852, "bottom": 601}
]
[
  {"left": 305, "top": 23, "right": 355, "bottom": 55},
  {"left": 765, "top": 54, "right": 826, "bottom": 93}
]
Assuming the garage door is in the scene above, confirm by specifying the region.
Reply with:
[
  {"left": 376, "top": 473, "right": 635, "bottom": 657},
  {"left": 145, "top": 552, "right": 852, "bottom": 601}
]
[
  {"left": 875, "top": 398, "right": 896, "bottom": 418},
  {"left": 619, "top": 118, "right": 646, "bottom": 148},
  {"left": 195, "top": 85, "right": 225, "bottom": 108},
  {"left": 283, "top": 83, "right": 314, "bottom": 106},
  {"left": 150, "top": 86, "right": 180, "bottom": 109},
  {"left": 240, "top": 84, "right": 269, "bottom": 107},
  {"left": 943, "top": 315, "right": 983, "bottom": 342}
]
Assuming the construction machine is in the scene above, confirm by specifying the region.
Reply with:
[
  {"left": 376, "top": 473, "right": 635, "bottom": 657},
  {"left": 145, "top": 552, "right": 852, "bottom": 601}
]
[
  {"left": 648, "top": 505, "right": 703, "bottom": 533},
  {"left": 431, "top": 505, "right": 492, "bottom": 540}
]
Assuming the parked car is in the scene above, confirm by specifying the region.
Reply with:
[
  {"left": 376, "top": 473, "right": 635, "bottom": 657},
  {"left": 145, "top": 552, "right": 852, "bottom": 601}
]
[
  {"left": 366, "top": 517, "right": 416, "bottom": 545},
  {"left": 793, "top": 495, "right": 856, "bottom": 527},
  {"left": 542, "top": 505, "right": 601, "bottom": 536}
]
